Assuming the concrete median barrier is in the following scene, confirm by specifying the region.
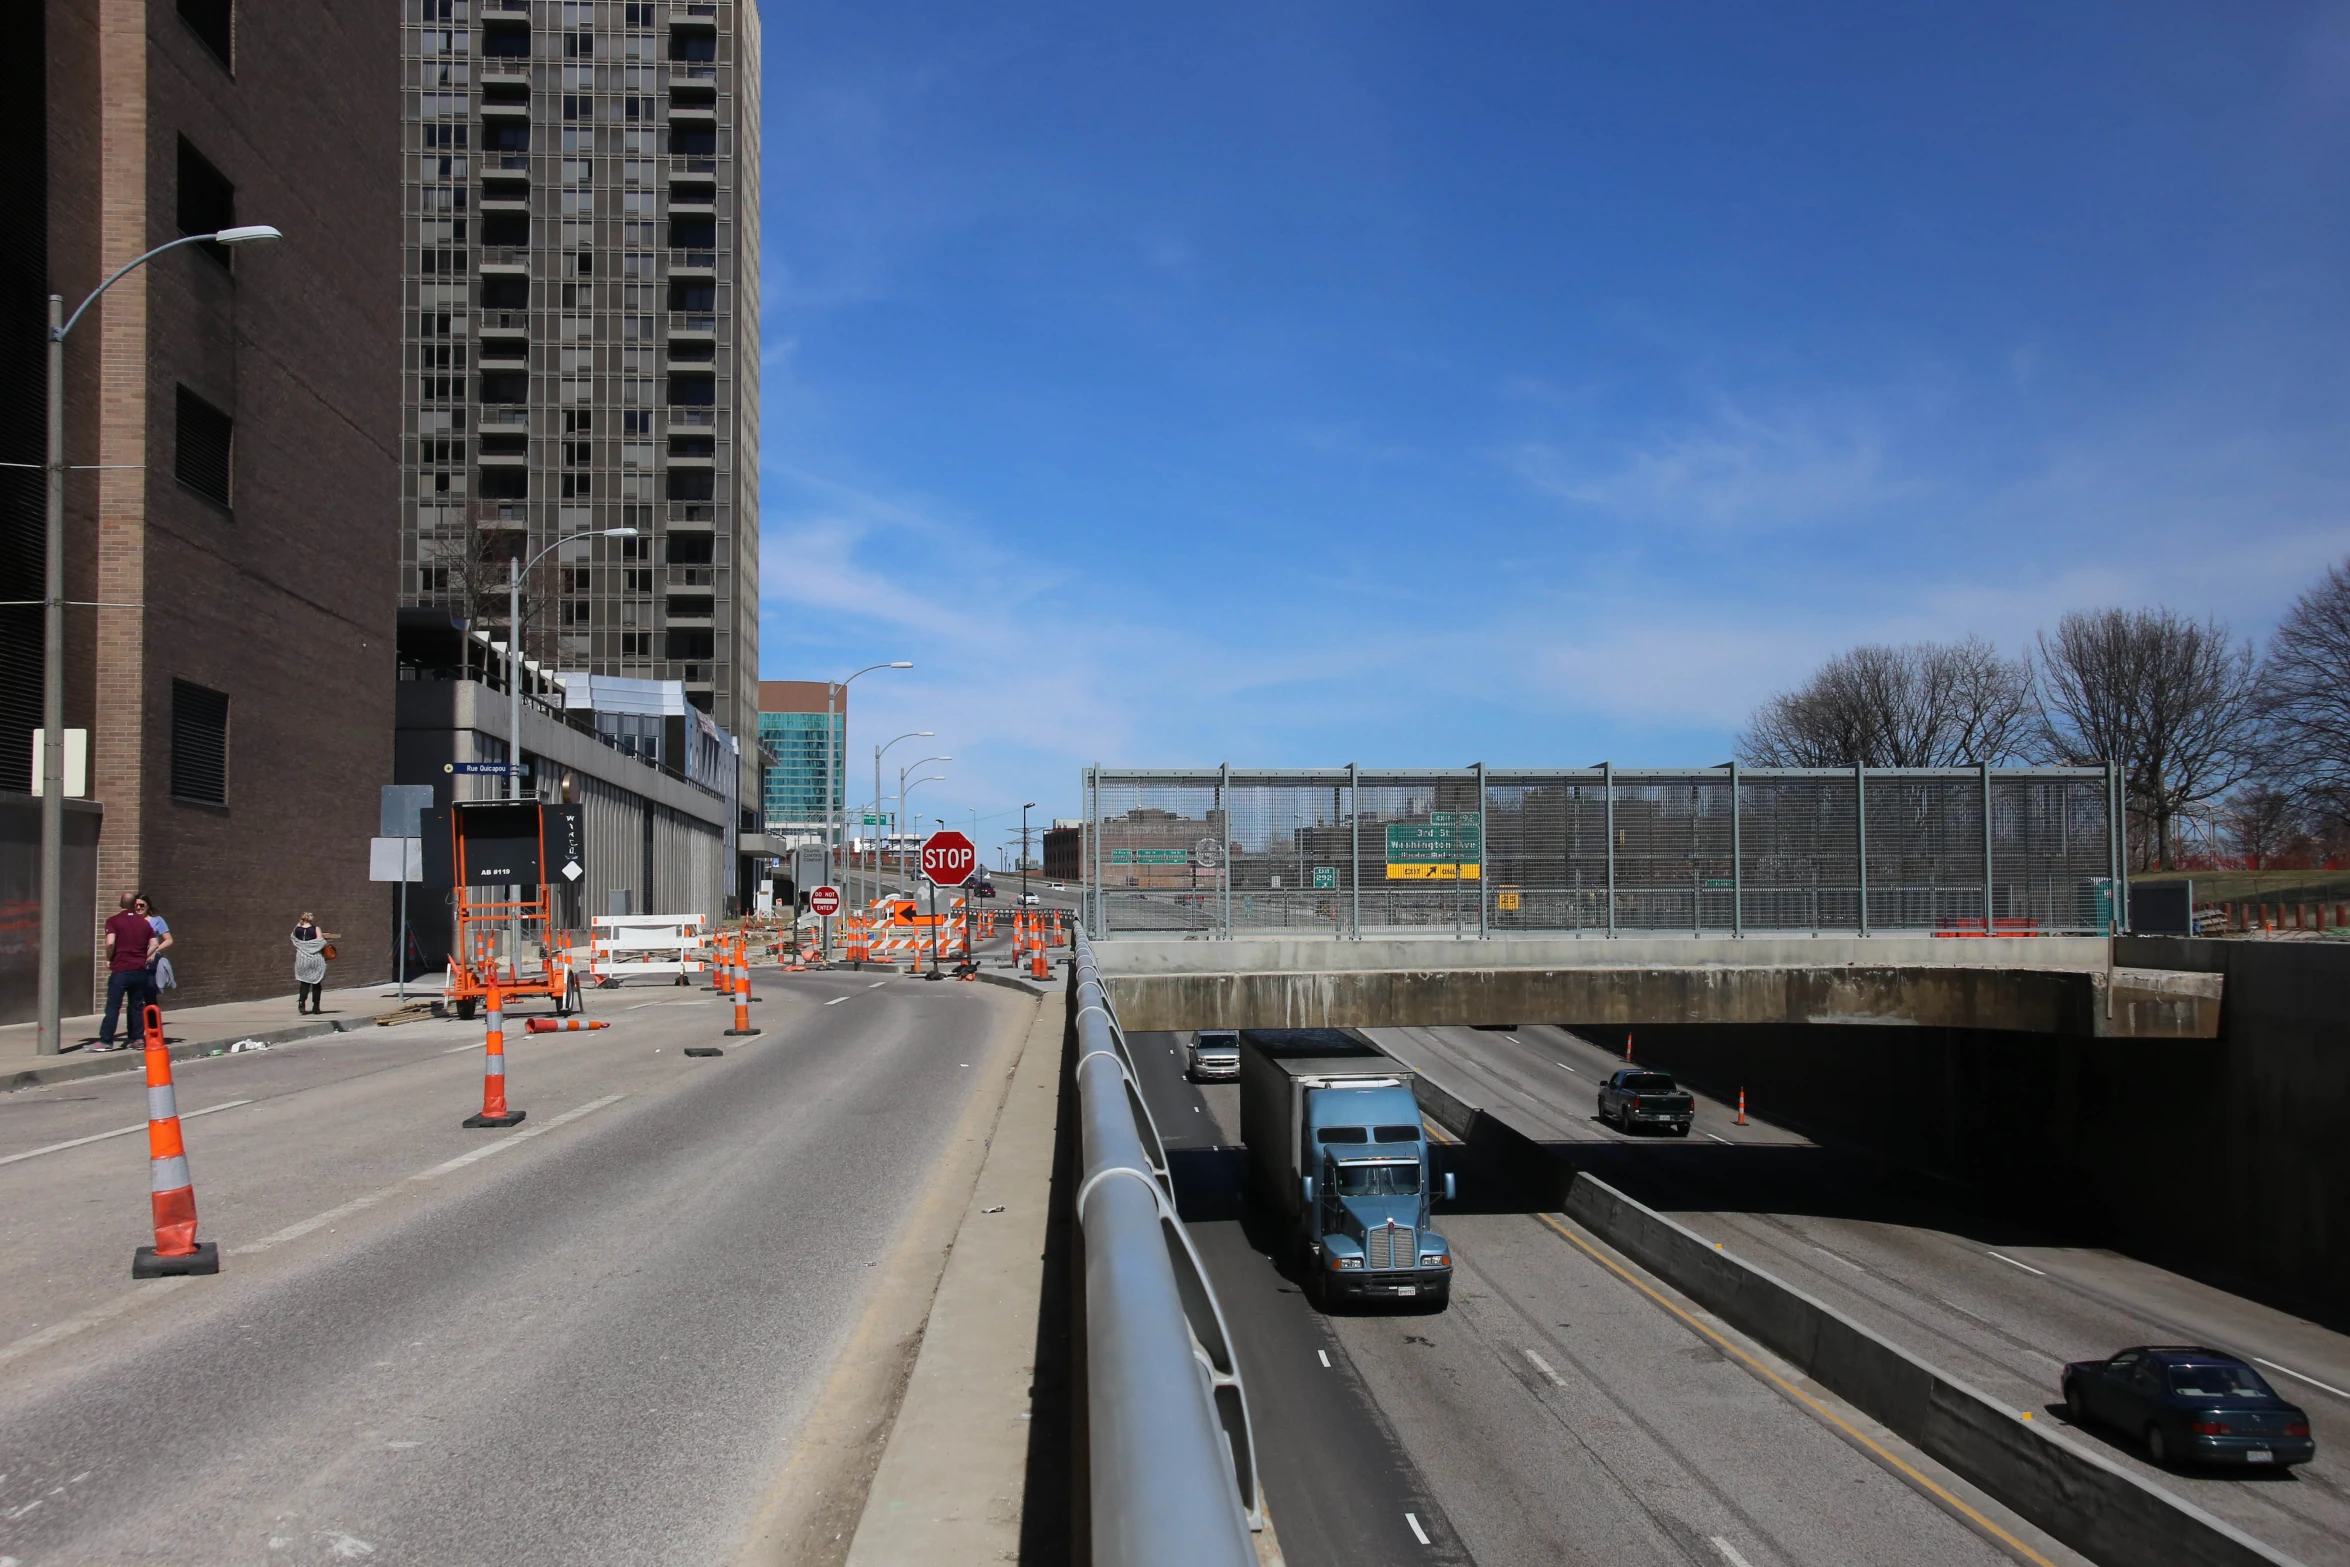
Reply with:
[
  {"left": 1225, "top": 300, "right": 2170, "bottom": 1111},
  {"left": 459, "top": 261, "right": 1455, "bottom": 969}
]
[{"left": 1561, "top": 1172, "right": 2304, "bottom": 1567}]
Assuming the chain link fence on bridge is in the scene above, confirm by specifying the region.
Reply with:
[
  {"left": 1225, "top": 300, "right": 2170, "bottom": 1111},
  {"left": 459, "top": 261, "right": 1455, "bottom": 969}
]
[{"left": 1080, "top": 765, "right": 2122, "bottom": 939}]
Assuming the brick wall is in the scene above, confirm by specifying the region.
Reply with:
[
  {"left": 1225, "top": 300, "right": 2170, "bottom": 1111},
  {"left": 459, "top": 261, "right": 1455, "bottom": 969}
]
[{"left": 53, "top": 0, "right": 401, "bottom": 1008}]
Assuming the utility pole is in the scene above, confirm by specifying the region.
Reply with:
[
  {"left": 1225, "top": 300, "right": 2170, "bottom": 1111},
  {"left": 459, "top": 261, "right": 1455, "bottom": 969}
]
[{"left": 1021, "top": 801, "right": 1037, "bottom": 907}]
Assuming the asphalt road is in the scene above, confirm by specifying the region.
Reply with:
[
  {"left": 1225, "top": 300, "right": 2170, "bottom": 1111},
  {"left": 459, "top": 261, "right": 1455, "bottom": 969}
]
[
  {"left": 1127, "top": 1028, "right": 2081, "bottom": 1567},
  {"left": 0, "top": 968, "right": 1035, "bottom": 1566},
  {"left": 1373, "top": 1023, "right": 2350, "bottom": 1567}
]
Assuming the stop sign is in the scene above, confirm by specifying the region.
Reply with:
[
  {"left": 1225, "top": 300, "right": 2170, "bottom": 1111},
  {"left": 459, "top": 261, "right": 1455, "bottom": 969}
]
[
  {"left": 808, "top": 884, "right": 841, "bottom": 917},
  {"left": 921, "top": 829, "right": 978, "bottom": 887}
]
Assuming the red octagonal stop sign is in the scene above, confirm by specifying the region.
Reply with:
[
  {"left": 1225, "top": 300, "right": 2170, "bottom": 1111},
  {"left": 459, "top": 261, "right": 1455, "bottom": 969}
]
[
  {"left": 808, "top": 884, "right": 841, "bottom": 917},
  {"left": 921, "top": 829, "right": 978, "bottom": 887}
]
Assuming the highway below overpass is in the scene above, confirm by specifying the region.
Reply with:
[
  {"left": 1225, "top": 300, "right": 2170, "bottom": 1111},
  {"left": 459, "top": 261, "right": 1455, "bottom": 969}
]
[
  {"left": 1371, "top": 1023, "right": 2350, "bottom": 1567},
  {"left": 1125, "top": 1029, "right": 2094, "bottom": 1567},
  {"left": 0, "top": 968, "right": 1036, "bottom": 1566}
]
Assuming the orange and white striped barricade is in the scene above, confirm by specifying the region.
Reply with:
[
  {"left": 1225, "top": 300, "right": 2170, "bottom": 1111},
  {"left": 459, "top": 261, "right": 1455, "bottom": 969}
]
[
  {"left": 588, "top": 914, "right": 708, "bottom": 988},
  {"left": 131, "top": 1005, "right": 220, "bottom": 1278},
  {"left": 462, "top": 981, "right": 527, "bottom": 1128}
]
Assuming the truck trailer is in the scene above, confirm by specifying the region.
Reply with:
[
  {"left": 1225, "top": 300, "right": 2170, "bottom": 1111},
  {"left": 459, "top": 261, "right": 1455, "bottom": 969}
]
[{"left": 1239, "top": 1028, "right": 1455, "bottom": 1309}]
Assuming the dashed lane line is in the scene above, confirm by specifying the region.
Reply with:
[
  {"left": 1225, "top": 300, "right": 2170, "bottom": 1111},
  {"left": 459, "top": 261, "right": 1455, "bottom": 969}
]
[
  {"left": 1405, "top": 1512, "right": 1432, "bottom": 1546},
  {"left": 824, "top": 997, "right": 848, "bottom": 1006},
  {"left": 231, "top": 1094, "right": 628, "bottom": 1255},
  {"left": 1533, "top": 1211, "right": 2057, "bottom": 1567},
  {"left": 2253, "top": 1357, "right": 2350, "bottom": 1401},
  {"left": 1710, "top": 1537, "right": 1757, "bottom": 1567},
  {"left": 1523, "top": 1347, "right": 1566, "bottom": 1387},
  {"left": 1985, "top": 1250, "right": 2047, "bottom": 1278},
  {"left": 0, "top": 1100, "right": 255, "bottom": 1168}
]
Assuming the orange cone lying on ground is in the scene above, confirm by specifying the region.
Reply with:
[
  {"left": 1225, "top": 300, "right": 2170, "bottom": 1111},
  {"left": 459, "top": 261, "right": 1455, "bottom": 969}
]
[
  {"left": 462, "top": 981, "right": 526, "bottom": 1128},
  {"left": 524, "top": 1017, "right": 610, "bottom": 1032},
  {"left": 131, "top": 1004, "right": 220, "bottom": 1278}
]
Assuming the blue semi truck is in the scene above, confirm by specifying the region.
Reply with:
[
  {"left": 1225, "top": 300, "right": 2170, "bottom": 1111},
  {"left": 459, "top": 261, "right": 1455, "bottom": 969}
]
[{"left": 1239, "top": 1028, "right": 1455, "bottom": 1309}]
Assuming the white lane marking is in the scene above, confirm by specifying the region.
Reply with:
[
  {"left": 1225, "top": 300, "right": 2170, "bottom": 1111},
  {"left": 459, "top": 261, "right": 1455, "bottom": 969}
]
[
  {"left": 1986, "top": 1250, "right": 2047, "bottom": 1277},
  {"left": 1705, "top": 1132, "right": 1733, "bottom": 1145},
  {"left": 1524, "top": 1348, "right": 1566, "bottom": 1387},
  {"left": 0, "top": 1276, "right": 195, "bottom": 1366},
  {"left": 1555, "top": 1062, "right": 1577, "bottom": 1073},
  {"left": 1710, "top": 1538, "right": 1755, "bottom": 1567},
  {"left": 868, "top": 981, "right": 887, "bottom": 989},
  {"left": 1504, "top": 1036, "right": 1519, "bottom": 1043},
  {"left": 1317, "top": 1350, "right": 1331, "bottom": 1368},
  {"left": 1810, "top": 1244, "right": 1867, "bottom": 1272},
  {"left": 416, "top": 1094, "right": 626, "bottom": 1180},
  {"left": 1405, "top": 1512, "right": 1431, "bottom": 1546},
  {"left": 232, "top": 1095, "right": 629, "bottom": 1256},
  {"left": 0, "top": 1099, "right": 255, "bottom": 1167},
  {"left": 824, "top": 996, "right": 848, "bottom": 1006},
  {"left": 2254, "top": 1357, "right": 2350, "bottom": 1400}
]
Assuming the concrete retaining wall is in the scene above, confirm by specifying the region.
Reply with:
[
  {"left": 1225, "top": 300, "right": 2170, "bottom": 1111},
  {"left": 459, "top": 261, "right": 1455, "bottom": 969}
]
[{"left": 1562, "top": 1173, "right": 2301, "bottom": 1567}]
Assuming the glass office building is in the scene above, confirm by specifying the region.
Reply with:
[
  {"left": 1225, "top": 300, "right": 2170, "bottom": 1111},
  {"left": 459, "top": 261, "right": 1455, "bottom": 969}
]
[{"left": 758, "top": 682, "right": 844, "bottom": 846}]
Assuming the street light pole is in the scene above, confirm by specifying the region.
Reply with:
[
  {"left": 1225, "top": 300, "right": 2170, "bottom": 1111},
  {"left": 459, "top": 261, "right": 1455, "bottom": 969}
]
[
  {"left": 1021, "top": 801, "right": 1037, "bottom": 908},
  {"left": 898, "top": 757, "right": 951, "bottom": 895},
  {"left": 507, "top": 527, "right": 634, "bottom": 947},
  {"left": 872, "top": 730, "right": 932, "bottom": 904},
  {"left": 37, "top": 225, "right": 281, "bottom": 1056},
  {"left": 824, "top": 661, "right": 910, "bottom": 904}
]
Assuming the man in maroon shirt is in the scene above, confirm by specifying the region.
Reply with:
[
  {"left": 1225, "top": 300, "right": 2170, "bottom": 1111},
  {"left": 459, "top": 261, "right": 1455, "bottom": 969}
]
[{"left": 98, "top": 892, "right": 159, "bottom": 1050}]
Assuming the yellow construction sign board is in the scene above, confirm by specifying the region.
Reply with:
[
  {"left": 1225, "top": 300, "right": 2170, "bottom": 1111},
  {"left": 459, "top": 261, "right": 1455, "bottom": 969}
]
[
  {"left": 1385, "top": 863, "right": 1481, "bottom": 880},
  {"left": 1497, "top": 890, "right": 1520, "bottom": 911}
]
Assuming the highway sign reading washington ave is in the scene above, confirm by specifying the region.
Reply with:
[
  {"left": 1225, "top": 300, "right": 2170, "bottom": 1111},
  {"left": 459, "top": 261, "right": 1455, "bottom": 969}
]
[{"left": 1385, "top": 812, "right": 1483, "bottom": 879}]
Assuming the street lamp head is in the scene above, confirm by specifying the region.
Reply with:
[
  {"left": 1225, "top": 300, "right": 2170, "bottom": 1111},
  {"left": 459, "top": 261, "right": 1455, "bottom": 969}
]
[
  {"left": 889, "top": 661, "right": 913, "bottom": 669},
  {"left": 1024, "top": 801, "right": 1037, "bottom": 808},
  {"left": 603, "top": 526, "right": 639, "bottom": 538},
  {"left": 214, "top": 225, "right": 283, "bottom": 245}
]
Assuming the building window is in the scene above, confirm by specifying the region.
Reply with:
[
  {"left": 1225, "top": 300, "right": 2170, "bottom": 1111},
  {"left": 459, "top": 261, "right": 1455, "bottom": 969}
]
[
  {"left": 479, "top": 467, "right": 529, "bottom": 500},
  {"left": 480, "top": 371, "right": 529, "bottom": 405},
  {"left": 176, "top": 137, "right": 236, "bottom": 267},
  {"left": 666, "top": 373, "right": 714, "bottom": 407},
  {"left": 665, "top": 532, "right": 714, "bottom": 565},
  {"left": 175, "top": 386, "right": 233, "bottom": 509},
  {"left": 170, "top": 680, "right": 230, "bottom": 805},
  {"left": 665, "top": 469, "right": 713, "bottom": 501},
  {"left": 480, "top": 211, "right": 530, "bottom": 247},
  {"left": 667, "top": 216, "right": 716, "bottom": 251},
  {"left": 178, "top": 0, "right": 233, "bottom": 69},
  {"left": 665, "top": 629, "right": 715, "bottom": 660}
]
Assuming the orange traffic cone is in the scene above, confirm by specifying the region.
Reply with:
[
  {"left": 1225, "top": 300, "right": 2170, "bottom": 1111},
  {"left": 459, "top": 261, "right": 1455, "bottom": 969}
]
[
  {"left": 131, "top": 1005, "right": 219, "bottom": 1278},
  {"left": 1625, "top": 1032, "right": 1633, "bottom": 1062},
  {"left": 723, "top": 942, "right": 760, "bottom": 1038},
  {"left": 463, "top": 981, "right": 526, "bottom": 1127},
  {"left": 1030, "top": 935, "right": 1049, "bottom": 980},
  {"left": 525, "top": 1017, "right": 611, "bottom": 1033},
  {"left": 1736, "top": 1088, "right": 1747, "bottom": 1126}
]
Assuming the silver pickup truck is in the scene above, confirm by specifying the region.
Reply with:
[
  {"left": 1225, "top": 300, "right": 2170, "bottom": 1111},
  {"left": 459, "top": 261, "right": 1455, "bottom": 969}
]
[
  {"left": 1597, "top": 1068, "right": 1695, "bottom": 1136},
  {"left": 1186, "top": 1029, "right": 1240, "bottom": 1082}
]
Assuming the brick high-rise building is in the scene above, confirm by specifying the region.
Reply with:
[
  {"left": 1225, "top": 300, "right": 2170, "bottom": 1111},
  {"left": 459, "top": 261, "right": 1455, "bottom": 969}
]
[
  {"left": 6, "top": 0, "right": 402, "bottom": 1012},
  {"left": 397, "top": 0, "right": 762, "bottom": 811}
]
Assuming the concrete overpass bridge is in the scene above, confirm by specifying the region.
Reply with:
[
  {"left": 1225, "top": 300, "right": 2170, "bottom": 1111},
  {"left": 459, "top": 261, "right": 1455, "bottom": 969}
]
[{"left": 1077, "top": 763, "right": 2220, "bottom": 1038}]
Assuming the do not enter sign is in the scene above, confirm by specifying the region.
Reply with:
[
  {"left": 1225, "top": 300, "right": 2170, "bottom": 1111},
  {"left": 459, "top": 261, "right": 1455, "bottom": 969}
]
[
  {"left": 921, "top": 829, "right": 978, "bottom": 887},
  {"left": 808, "top": 885, "right": 841, "bottom": 917}
]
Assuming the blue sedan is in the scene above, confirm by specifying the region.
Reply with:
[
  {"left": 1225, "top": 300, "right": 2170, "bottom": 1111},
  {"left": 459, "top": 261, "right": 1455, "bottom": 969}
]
[{"left": 2062, "top": 1346, "right": 2315, "bottom": 1469}]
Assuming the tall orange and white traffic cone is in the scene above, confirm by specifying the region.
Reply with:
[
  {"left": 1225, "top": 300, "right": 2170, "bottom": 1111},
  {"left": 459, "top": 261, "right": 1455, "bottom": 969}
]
[
  {"left": 1030, "top": 926, "right": 1050, "bottom": 980},
  {"left": 132, "top": 1005, "right": 220, "bottom": 1278},
  {"left": 1625, "top": 1032, "right": 1633, "bottom": 1062},
  {"left": 743, "top": 934, "right": 766, "bottom": 1000},
  {"left": 722, "top": 941, "right": 760, "bottom": 1039},
  {"left": 463, "top": 982, "right": 526, "bottom": 1128},
  {"left": 1737, "top": 1088, "right": 1747, "bottom": 1126}
]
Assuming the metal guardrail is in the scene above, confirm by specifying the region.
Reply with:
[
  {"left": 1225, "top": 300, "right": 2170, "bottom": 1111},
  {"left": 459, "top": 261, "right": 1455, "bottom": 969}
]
[
  {"left": 1071, "top": 932, "right": 1261, "bottom": 1567},
  {"left": 1083, "top": 764, "right": 2127, "bottom": 939}
]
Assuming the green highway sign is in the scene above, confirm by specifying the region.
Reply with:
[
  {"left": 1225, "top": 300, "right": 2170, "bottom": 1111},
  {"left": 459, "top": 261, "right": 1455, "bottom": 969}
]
[
  {"left": 1312, "top": 866, "right": 1338, "bottom": 889},
  {"left": 1110, "top": 848, "right": 1190, "bottom": 864},
  {"left": 1385, "top": 817, "right": 1483, "bottom": 865},
  {"left": 1702, "top": 878, "right": 1735, "bottom": 889}
]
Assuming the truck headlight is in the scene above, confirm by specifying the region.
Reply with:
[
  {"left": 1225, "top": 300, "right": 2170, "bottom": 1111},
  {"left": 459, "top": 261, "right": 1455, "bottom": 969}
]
[
  {"left": 1331, "top": 1256, "right": 1363, "bottom": 1270},
  {"left": 1420, "top": 1254, "right": 1450, "bottom": 1267}
]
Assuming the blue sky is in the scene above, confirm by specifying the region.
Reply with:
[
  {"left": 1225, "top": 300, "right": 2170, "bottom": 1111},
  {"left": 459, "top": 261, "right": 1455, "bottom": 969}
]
[{"left": 755, "top": 2, "right": 2350, "bottom": 842}]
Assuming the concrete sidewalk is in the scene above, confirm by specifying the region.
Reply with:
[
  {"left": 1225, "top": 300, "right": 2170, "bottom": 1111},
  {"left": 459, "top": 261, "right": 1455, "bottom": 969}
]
[{"left": 0, "top": 978, "right": 448, "bottom": 1093}]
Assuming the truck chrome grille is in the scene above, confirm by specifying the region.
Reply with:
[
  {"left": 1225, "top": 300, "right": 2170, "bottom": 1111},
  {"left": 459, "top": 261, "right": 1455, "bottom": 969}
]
[{"left": 1368, "top": 1223, "right": 1415, "bottom": 1270}]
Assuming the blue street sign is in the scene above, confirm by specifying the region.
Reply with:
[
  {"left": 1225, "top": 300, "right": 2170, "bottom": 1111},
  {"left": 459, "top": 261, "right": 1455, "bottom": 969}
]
[{"left": 446, "top": 762, "right": 520, "bottom": 776}]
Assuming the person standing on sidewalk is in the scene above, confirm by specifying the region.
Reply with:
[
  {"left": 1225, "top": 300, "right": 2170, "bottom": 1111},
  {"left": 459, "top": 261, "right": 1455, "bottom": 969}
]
[
  {"left": 136, "top": 894, "right": 176, "bottom": 998},
  {"left": 291, "top": 912, "right": 340, "bottom": 1015},
  {"left": 97, "top": 893, "right": 160, "bottom": 1050}
]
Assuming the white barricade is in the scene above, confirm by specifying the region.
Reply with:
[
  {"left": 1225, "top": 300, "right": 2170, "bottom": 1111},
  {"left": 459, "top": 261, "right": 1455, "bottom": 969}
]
[{"left": 589, "top": 913, "right": 709, "bottom": 986}]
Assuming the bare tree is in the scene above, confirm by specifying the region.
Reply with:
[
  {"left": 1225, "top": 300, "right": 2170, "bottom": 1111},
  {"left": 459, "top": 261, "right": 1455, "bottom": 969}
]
[
  {"left": 2256, "top": 559, "right": 2350, "bottom": 818},
  {"left": 2220, "top": 784, "right": 2306, "bottom": 870},
  {"left": 2036, "top": 607, "right": 2262, "bottom": 869},
  {"left": 1737, "top": 637, "right": 2037, "bottom": 767}
]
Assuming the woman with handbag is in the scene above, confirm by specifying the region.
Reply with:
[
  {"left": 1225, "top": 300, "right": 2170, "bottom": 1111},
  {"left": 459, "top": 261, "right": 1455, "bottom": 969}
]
[{"left": 291, "top": 911, "right": 341, "bottom": 1015}]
